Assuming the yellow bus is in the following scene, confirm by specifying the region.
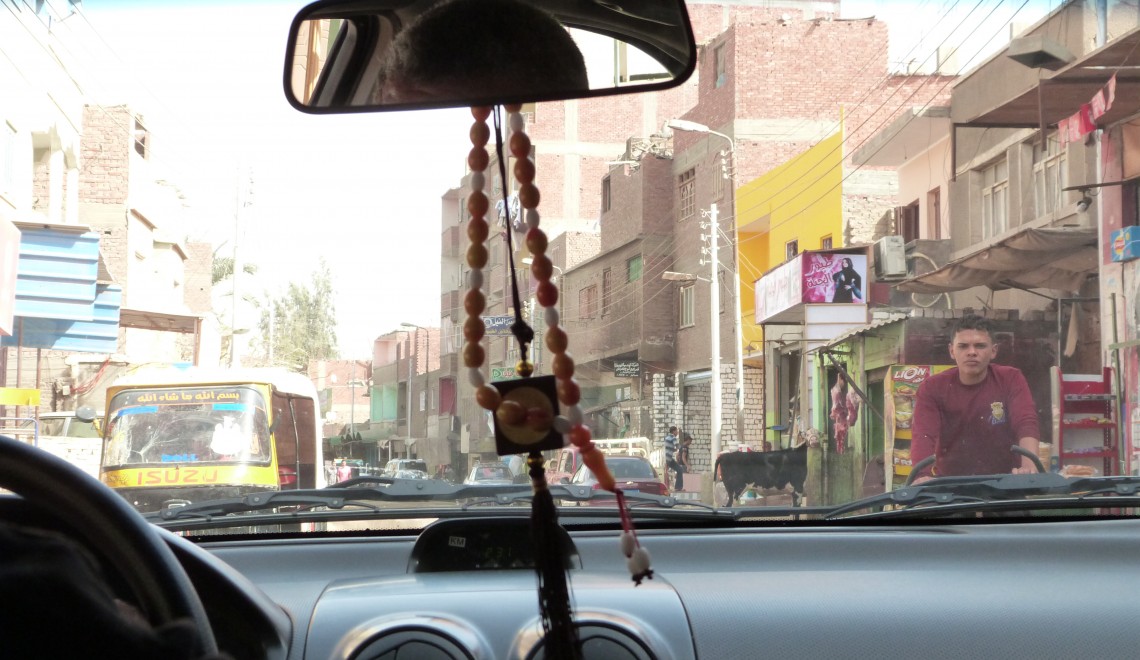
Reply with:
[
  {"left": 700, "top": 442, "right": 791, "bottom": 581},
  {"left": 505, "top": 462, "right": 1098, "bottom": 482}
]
[{"left": 99, "top": 366, "right": 325, "bottom": 513}]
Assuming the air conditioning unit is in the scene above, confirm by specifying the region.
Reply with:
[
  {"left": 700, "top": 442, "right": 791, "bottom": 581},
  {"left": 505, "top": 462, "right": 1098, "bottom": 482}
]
[{"left": 873, "top": 235, "right": 908, "bottom": 281}]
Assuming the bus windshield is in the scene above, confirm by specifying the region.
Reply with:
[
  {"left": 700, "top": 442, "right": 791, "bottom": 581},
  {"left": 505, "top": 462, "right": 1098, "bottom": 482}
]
[{"left": 103, "top": 386, "right": 271, "bottom": 468}]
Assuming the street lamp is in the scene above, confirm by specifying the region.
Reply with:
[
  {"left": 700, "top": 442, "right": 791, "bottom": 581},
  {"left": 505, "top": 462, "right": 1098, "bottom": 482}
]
[
  {"left": 400, "top": 322, "right": 424, "bottom": 462},
  {"left": 665, "top": 119, "right": 745, "bottom": 456}
]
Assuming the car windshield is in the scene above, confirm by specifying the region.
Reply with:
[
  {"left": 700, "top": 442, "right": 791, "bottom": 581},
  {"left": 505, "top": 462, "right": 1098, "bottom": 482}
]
[
  {"left": 470, "top": 465, "right": 512, "bottom": 481},
  {"left": 574, "top": 458, "right": 655, "bottom": 483},
  {"left": 103, "top": 387, "right": 272, "bottom": 468},
  {"left": 4, "top": 0, "right": 1139, "bottom": 533}
]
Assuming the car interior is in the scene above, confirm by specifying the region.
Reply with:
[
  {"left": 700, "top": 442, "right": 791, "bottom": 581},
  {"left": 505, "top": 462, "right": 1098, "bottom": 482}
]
[{"left": 4, "top": 0, "right": 1140, "bottom": 659}]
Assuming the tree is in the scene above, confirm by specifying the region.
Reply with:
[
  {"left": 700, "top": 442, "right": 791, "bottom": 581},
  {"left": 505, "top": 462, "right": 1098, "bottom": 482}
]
[
  {"left": 249, "top": 260, "right": 339, "bottom": 370},
  {"left": 211, "top": 254, "right": 258, "bottom": 285}
]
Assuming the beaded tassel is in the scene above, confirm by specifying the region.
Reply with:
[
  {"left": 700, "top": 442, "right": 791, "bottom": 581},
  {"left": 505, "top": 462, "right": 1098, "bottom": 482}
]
[{"left": 465, "top": 105, "right": 652, "bottom": 587}]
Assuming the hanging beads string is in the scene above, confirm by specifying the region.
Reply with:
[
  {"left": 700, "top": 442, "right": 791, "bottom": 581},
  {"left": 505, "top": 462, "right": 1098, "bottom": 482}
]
[
  {"left": 492, "top": 106, "right": 535, "bottom": 372},
  {"left": 464, "top": 105, "right": 653, "bottom": 587}
]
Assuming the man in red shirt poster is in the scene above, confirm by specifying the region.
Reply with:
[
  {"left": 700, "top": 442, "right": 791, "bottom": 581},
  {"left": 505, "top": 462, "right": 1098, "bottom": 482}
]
[{"left": 910, "top": 315, "right": 1040, "bottom": 484}]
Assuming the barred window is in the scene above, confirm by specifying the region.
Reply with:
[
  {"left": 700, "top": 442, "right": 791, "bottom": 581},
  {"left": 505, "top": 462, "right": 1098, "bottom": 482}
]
[{"left": 679, "top": 168, "right": 696, "bottom": 221}]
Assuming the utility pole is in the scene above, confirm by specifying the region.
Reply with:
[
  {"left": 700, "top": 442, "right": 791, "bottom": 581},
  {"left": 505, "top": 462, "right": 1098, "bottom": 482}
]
[
  {"left": 724, "top": 148, "right": 745, "bottom": 449},
  {"left": 706, "top": 204, "right": 722, "bottom": 471},
  {"left": 229, "top": 164, "right": 253, "bottom": 368}
]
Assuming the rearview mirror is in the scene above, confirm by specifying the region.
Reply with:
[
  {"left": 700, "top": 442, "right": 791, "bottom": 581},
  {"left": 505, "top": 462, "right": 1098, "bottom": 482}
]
[{"left": 284, "top": 0, "right": 696, "bottom": 113}]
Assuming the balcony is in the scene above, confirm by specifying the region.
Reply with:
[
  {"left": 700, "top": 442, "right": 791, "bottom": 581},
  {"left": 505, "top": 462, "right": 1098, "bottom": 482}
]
[
  {"left": 442, "top": 225, "right": 462, "bottom": 259},
  {"left": 441, "top": 290, "right": 460, "bottom": 318}
]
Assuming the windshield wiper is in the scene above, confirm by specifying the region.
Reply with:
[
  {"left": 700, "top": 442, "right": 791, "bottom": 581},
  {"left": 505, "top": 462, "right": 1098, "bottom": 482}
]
[
  {"left": 146, "top": 478, "right": 712, "bottom": 523},
  {"left": 460, "top": 487, "right": 716, "bottom": 512},
  {"left": 826, "top": 473, "right": 1140, "bottom": 520}
]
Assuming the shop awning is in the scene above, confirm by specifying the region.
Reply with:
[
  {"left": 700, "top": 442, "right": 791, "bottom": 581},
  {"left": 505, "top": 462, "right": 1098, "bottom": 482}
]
[
  {"left": 896, "top": 226, "right": 1098, "bottom": 294},
  {"left": 118, "top": 307, "right": 202, "bottom": 334},
  {"left": 962, "top": 26, "right": 1140, "bottom": 128}
]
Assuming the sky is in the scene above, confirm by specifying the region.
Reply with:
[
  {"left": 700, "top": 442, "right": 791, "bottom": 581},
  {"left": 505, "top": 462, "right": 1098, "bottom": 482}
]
[
  {"left": 70, "top": 1, "right": 473, "bottom": 358},
  {"left": 63, "top": 0, "right": 1061, "bottom": 359}
]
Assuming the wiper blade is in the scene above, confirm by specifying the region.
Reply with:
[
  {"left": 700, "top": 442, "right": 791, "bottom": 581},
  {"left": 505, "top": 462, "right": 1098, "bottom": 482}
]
[
  {"left": 460, "top": 486, "right": 716, "bottom": 511},
  {"left": 826, "top": 473, "right": 1140, "bottom": 520},
  {"left": 147, "top": 479, "right": 712, "bottom": 522}
]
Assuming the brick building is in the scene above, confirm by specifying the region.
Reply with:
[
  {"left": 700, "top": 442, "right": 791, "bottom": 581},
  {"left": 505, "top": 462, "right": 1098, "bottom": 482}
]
[
  {"left": 421, "top": 1, "right": 957, "bottom": 480},
  {"left": 3, "top": 102, "right": 217, "bottom": 418}
]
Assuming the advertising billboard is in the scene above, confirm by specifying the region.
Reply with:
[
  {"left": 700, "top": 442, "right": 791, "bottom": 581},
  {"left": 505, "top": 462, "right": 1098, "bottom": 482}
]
[
  {"left": 755, "top": 250, "right": 868, "bottom": 324},
  {"left": 802, "top": 252, "right": 867, "bottom": 304}
]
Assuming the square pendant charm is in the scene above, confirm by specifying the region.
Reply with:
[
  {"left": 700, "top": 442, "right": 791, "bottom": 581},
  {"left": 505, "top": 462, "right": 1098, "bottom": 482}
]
[{"left": 491, "top": 375, "right": 562, "bottom": 455}]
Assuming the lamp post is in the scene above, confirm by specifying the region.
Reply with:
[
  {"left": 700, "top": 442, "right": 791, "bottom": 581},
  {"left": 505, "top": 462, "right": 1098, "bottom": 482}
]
[
  {"left": 665, "top": 119, "right": 745, "bottom": 451},
  {"left": 399, "top": 322, "right": 423, "bottom": 461}
]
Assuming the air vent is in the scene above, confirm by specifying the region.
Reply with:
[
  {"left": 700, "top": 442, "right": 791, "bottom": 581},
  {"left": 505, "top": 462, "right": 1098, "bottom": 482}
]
[
  {"left": 526, "top": 624, "right": 655, "bottom": 660},
  {"left": 351, "top": 628, "right": 472, "bottom": 660}
]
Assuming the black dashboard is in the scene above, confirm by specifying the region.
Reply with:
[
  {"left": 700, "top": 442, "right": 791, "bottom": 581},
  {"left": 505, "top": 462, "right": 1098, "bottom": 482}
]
[{"left": 171, "top": 515, "right": 1140, "bottom": 659}]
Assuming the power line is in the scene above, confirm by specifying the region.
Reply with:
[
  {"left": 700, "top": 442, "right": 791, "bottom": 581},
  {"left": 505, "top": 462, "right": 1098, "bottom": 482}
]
[{"left": 730, "top": 0, "right": 992, "bottom": 239}]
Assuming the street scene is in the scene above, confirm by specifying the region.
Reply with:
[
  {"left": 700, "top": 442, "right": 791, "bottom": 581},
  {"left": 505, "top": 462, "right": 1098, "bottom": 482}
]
[
  {"left": 7, "top": 2, "right": 1140, "bottom": 658},
  {"left": 1, "top": 0, "right": 1136, "bottom": 510}
]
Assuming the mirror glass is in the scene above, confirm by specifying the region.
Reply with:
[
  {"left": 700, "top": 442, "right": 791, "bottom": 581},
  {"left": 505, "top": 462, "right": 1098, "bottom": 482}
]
[{"left": 285, "top": 0, "right": 695, "bottom": 113}]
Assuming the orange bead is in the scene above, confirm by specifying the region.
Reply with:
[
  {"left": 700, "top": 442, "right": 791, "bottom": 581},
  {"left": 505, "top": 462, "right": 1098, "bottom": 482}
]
[
  {"left": 518, "top": 183, "right": 540, "bottom": 209},
  {"left": 467, "top": 243, "right": 488, "bottom": 269},
  {"left": 509, "top": 131, "right": 531, "bottom": 158},
  {"left": 467, "top": 217, "right": 489, "bottom": 244},
  {"left": 530, "top": 255, "right": 553, "bottom": 282},
  {"left": 471, "top": 106, "right": 492, "bottom": 121},
  {"left": 552, "top": 352, "right": 575, "bottom": 379},
  {"left": 464, "top": 290, "right": 485, "bottom": 316},
  {"left": 475, "top": 384, "right": 501, "bottom": 410},
  {"left": 557, "top": 378, "right": 581, "bottom": 406},
  {"left": 525, "top": 228, "right": 548, "bottom": 256},
  {"left": 536, "top": 281, "right": 558, "bottom": 307},
  {"left": 467, "top": 192, "right": 489, "bottom": 219},
  {"left": 463, "top": 316, "right": 485, "bottom": 342},
  {"left": 595, "top": 468, "right": 616, "bottom": 492},
  {"left": 468, "top": 147, "right": 489, "bottom": 172},
  {"left": 463, "top": 342, "right": 485, "bottom": 368},
  {"left": 470, "top": 121, "right": 490, "bottom": 147},
  {"left": 582, "top": 448, "right": 608, "bottom": 475},
  {"left": 545, "top": 327, "right": 568, "bottom": 354},
  {"left": 496, "top": 399, "right": 526, "bottom": 426},
  {"left": 568, "top": 424, "right": 592, "bottom": 447},
  {"left": 526, "top": 406, "right": 553, "bottom": 432},
  {"left": 514, "top": 157, "right": 535, "bottom": 184},
  {"left": 505, "top": 103, "right": 522, "bottom": 113}
]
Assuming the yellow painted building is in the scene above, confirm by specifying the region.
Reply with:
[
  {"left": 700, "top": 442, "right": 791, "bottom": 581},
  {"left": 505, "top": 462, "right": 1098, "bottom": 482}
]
[{"left": 734, "top": 129, "right": 845, "bottom": 354}]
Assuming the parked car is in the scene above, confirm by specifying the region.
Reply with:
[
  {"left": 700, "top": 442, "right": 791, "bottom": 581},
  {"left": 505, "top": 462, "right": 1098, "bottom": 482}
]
[
  {"left": 391, "top": 469, "right": 428, "bottom": 480},
  {"left": 569, "top": 455, "right": 669, "bottom": 505},
  {"left": 463, "top": 462, "right": 516, "bottom": 486},
  {"left": 9, "top": 408, "right": 102, "bottom": 478},
  {"left": 381, "top": 458, "right": 428, "bottom": 477}
]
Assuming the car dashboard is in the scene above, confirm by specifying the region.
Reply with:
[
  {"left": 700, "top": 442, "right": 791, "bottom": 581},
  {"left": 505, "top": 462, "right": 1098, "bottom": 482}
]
[{"left": 168, "top": 515, "right": 1140, "bottom": 659}]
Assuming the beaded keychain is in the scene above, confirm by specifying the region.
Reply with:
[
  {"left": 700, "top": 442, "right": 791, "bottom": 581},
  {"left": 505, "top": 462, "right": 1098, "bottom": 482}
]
[{"left": 462, "top": 105, "right": 654, "bottom": 648}]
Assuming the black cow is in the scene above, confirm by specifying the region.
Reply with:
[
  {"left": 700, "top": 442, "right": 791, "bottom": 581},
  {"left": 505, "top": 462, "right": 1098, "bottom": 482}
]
[{"left": 715, "top": 444, "right": 808, "bottom": 507}]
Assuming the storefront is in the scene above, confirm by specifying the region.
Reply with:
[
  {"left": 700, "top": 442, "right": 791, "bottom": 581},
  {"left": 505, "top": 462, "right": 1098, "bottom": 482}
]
[{"left": 812, "top": 312, "right": 1058, "bottom": 503}]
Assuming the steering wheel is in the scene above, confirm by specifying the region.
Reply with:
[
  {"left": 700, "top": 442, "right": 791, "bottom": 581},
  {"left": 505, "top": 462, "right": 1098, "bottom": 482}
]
[
  {"left": 905, "top": 446, "right": 1047, "bottom": 486},
  {"left": 0, "top": 434, "right": 217, "bottom": 654}
]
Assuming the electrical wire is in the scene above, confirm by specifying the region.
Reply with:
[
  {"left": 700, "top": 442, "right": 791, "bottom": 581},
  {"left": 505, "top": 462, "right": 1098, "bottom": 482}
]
[
  {"left": 731, "top": 0, "right": 994, "bottom": 239},
  {"left": 737, "top": 0, "right": 1032, "bottom": 245}
]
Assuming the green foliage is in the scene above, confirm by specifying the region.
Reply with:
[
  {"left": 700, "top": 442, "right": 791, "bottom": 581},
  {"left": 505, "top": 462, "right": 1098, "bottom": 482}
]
[
  {"left": 212, "top": 255, "right": 258, "bottom": 285},
  {"left": 250, "top": 259, "right": 339, "bottom": 369}
]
